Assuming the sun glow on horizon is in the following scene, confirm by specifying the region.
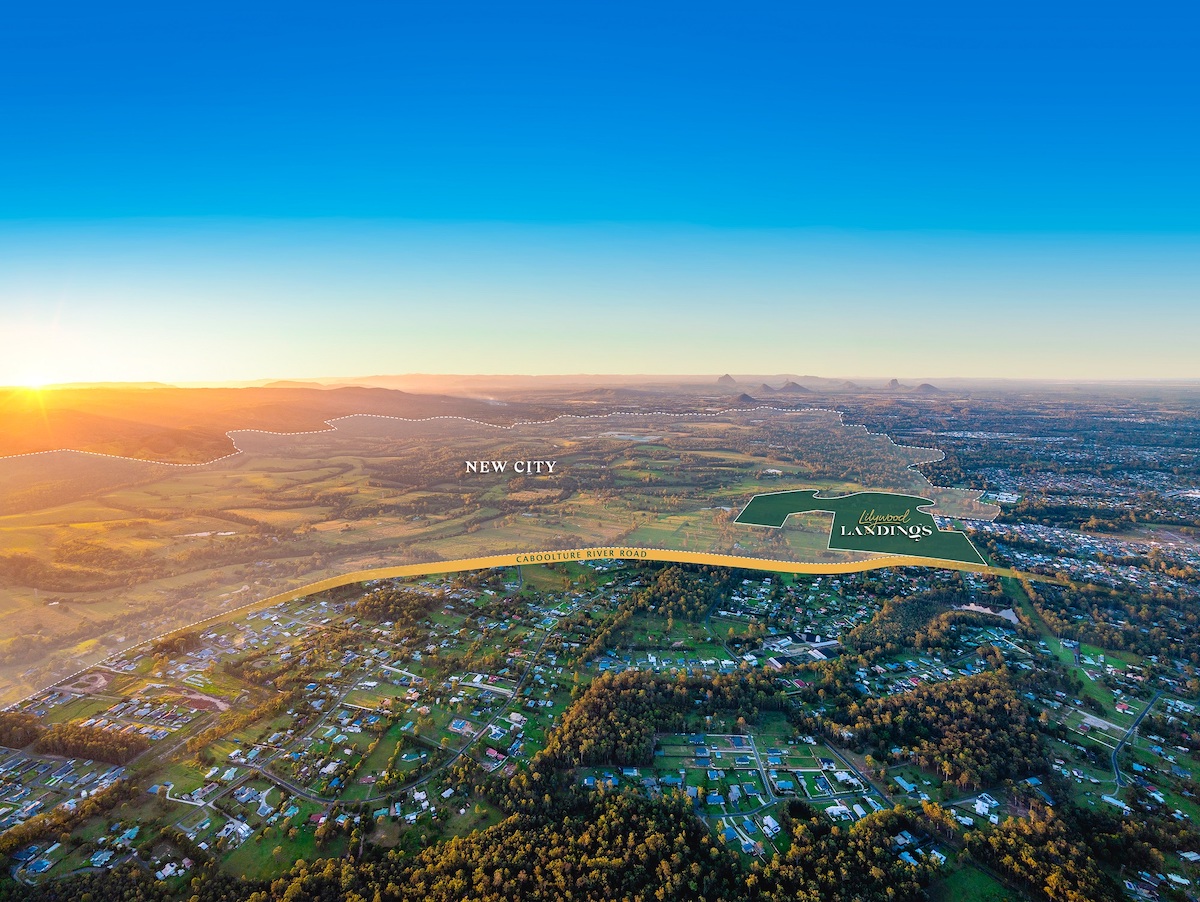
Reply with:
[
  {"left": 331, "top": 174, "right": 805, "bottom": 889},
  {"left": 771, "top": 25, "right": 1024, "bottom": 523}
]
[{"left": 8, "top": 370, "right": 63, "bottom": 391}]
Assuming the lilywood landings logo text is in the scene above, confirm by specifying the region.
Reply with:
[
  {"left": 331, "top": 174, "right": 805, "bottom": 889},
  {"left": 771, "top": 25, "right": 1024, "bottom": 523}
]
[{"left": 839, "top": 508, "right": 934, "bottom": 542}]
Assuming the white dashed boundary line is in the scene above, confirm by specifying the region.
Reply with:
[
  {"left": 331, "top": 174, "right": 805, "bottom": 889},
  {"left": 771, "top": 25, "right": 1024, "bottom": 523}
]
[
  {"left": 732, "top": 488, "right": 989, "bottom": 566},
  {"left": 1, "top": 404, "right": 999, "bottom": 710},
  {"left": 0, "top": 404, "right": 999, "bottom": 518}
]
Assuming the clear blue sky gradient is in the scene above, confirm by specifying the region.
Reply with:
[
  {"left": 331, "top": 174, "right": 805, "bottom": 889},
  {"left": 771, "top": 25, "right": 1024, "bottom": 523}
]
[{"left": 1, "top": 1, "right": 1198, "bottom": 382}]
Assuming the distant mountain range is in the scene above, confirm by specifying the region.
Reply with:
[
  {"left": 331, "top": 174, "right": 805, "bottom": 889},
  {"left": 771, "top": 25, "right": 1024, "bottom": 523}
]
[
  {"left": 718, "top": 375, "right": 941, "bottom": 394},
  {"left": 0, "top": 376, "right": 972, "bottom": 463}
]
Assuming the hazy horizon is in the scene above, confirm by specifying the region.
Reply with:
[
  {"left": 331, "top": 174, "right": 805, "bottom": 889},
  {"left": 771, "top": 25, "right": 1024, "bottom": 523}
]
[{"left": 9, "top": 371, "right": 1200, "bottom": 393}]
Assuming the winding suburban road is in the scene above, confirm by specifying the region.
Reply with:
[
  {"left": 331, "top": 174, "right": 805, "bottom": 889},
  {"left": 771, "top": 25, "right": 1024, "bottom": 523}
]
[
  {"left": 245, "top": 588, "right": 597, "bottom": 806},
  {"left": 1112, "top": 690, "right": 1162, "bottom": 788}
]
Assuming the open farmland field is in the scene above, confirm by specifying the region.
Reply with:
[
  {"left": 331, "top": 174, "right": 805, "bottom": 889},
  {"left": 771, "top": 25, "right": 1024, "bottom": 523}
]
[{"left": 0, "top": 407, "right": 995, "bottom": 704}]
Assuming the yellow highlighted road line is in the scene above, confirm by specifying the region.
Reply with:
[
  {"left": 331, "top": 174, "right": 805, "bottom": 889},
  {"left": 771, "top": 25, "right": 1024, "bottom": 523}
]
[
  {"left": 162, "top": 547, "right": 1017, "bottom": 640},
  {"left": 13, "top": 547, "right": 1034, "bottom": 710}
]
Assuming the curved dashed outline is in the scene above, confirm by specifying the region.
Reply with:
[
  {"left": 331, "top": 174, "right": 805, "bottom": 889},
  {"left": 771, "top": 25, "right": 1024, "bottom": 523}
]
[
  {"left": 0, "top": 405, "right": 1000, "bottom": 710},
  {"left": 732, "top": 488, "right": 988, "bottom": 566},
  {"left": 0, "top": 405, "right": 998, "bottom": 521}
]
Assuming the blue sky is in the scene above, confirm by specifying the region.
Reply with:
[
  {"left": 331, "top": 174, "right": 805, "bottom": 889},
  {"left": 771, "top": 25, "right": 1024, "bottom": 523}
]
[{"left": 1, "top": 1, "right": 1197, "bottom": 382}]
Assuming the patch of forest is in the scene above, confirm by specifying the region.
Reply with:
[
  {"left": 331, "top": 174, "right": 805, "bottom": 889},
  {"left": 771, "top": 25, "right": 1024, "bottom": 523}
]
[
  {"left": 827, "top": 670, "right": 1045, "bottom": 790},
  {"left": 846, "top": 588, "right": 1010, "bottom": 654},
  {"left": 0, "top": 713, "right": 149, "bottom": 765},
  {"left": 538, "top": 669, "right": 786, "bottom": 768}
]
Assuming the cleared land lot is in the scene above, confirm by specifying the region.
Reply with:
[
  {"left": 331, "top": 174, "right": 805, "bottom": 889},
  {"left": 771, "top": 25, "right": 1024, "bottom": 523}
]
[{"left": 0, "top": 409, "right": 995, "bottom": 704}]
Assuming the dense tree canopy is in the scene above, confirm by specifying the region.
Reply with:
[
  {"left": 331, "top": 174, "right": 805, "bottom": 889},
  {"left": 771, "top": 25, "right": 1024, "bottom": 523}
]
[
  {"left": 0, "top": 712, "right": 42, "bottom": 750},
  {"left": 541, "top": 669, "right": 786, "bottom": 769},
  {"left": 828, "top": 671, "right": 1044, "bottom": 790},
  {"left": 964, "top": 804, "right": 1121, "bottom": 902}
]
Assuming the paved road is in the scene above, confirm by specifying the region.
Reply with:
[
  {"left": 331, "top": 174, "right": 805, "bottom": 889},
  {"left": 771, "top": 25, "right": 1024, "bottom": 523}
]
[
  {"left": 824, "top": 744, "right": 890, "bottom": 803},
  {"left": 247, "top": 588, "right": 593, "bottom": 806},
  {"left": 1112, "top": 690, "right": 1162, "bottom": 788}
]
